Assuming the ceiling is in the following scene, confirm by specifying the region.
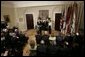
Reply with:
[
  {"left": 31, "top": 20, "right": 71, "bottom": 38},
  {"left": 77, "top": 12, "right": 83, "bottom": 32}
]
[{"left": 1, "top": 1, "right": 83, "bottom": 7}]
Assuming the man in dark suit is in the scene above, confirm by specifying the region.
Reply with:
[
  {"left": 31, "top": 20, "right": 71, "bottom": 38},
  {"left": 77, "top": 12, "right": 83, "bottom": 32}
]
[
  {"left": 18, "top": 33, "right": 28, "bottom": 47},
  {"left": 43, "top": 20, "right": 48, "bottom": 31},
  {"left": 35, "top": 32, "right": 42, "bottom": 45},
  {"left": 1, "top": 31, "right": 6, "bottom": 53},
  {"left": 47, "top": 40, "right": 59, "bottom": 56},
  {"left": 2, "top": 28, "right": 11, "bottom": 49},
  {"left": 1, "top": 21, "right": 7, "bottom": 29},
  {"left": 73, "top": 33, "right": 82, "bottom": 45},
  {"left": 48, "top": 19, "right": 51, "bottom": 34},
  {"left": 64, "top": 33, "right": 73, "bottom": 48},
  {"left": 42, "top": 31, "right": 49, "bottom": 45},
  {"left": 37, "top": 18, "right": 42, "bottom": 34},
  {"left": 56, "top": 32, "right": 64, "bottom": 47},
  {"left": 37, "top": 40, "right": 47, "bottom": 56}
]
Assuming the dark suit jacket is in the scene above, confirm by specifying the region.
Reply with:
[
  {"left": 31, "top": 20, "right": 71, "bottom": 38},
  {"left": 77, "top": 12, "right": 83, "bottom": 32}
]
[
  {"left": 42, "top": 35, "right": 49, "bottom": 45},
  {"left": 47, "top": 44, "right": 59, "bottom": 56},
  {"left": 37, "top": 44, "right": 47, "bottom": 56},
  {"left": 35, "top": 34, "right": 42, "bottom": 44}
]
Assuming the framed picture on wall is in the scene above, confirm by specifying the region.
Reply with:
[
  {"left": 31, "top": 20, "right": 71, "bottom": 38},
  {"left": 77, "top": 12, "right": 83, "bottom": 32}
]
[
  {"left": 39, "top": 10, "right": 49, "bottom": 20},
  {"left": 3, "top": 15, "right": 10, "bottom": 22},
  {"left": 19, "top": 18, "right": 23, "bottom": 22}
]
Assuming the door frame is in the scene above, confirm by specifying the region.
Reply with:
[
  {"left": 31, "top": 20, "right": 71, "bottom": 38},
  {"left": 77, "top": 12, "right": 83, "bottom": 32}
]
[
  {"left": 55, "top": 13, "right": 62, "bottom": 31},
  {"left": 26, "top": 14, "right": 34, "bottom": 30}
]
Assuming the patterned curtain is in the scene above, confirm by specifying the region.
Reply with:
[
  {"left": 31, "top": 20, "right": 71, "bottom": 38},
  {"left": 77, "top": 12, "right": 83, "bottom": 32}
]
[
  {"left": 66, "top": 5, "right": 73, "bottom": 34},
  {"left": 71, "top": 2, "right": 78, "bottom": 34}
]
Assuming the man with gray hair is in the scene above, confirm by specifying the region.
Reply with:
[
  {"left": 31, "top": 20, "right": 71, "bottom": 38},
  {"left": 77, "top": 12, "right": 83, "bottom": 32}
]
[{"left": 37, "top": 40, "right": 47, "bottom": 56}]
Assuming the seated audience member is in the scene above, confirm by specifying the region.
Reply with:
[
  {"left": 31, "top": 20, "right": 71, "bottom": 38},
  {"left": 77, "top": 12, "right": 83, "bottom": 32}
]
[
  {"left": 56, "top": 32, "right": 63, "bottom": 47},
  {"left": 47, "top": 39, "right": 58, "bottom": 56},
  {"left": 2, "top": 28, "right": 11, "bottom": 49},
  {"left": 74, "top": 33, "right": 82, "bottom": 45},
  {"left": 10, "top": 33, "right": 18, "bottom": 49},
  {"left": 1, "top": 31, "right": 6, "bottom": 53},
  {"left": 64, "top": 33, "right": 73, "bottom": 41},
  {"left": 72, "top": 33, "right": 83, "bottom": 56},
  {"left": 8, "top": 48, "right": 22, "bottom": 56},
  {"left": 49, "top": 33, "right": 56, "bottom": 45},
  {"left": 35, "top": 32, "right": 42, "bottom": 44},
  {"left": 12, "top": 26, "right": 20, "bottom": 36},
  {"left": 59, "top": 46, "right": 71, "bottom": 56},
  {"left": 18, "top": 33, "right": 28, "bottom": 47},
  {"left": 6, "top": 25, "right": 10, "bottom": 29},
  {"left": 1, "top": 21, "right": 8, "bottom": 29},
  {"left": 14, "top": 28, "right": 19, "bottom": 36},
  {"left": 29, "top": 40, "right": 36, "bottom": 49},
  {"left": 1, "top": 25, "right": 28, "bottom": 56},
  {"left": 42, "top": 31, "right": 49, "bottom": 45},
  {"left": 64, "top": 33, "right": 73, "bottom": 47},
  {"left": 2, "top": 28, "right": 8, "bottom": 33},
  {"left": 72, "top": 43, "right": 81, "bottom": 56},
  {"left": 29, "top": 40, "right": 37, "bottom": 56},
  {"left": 13, "top": 26, "right": 18, "bottom": 31},
  {"left": 37, "top": 40, "right": 47, "bottom": 56}
]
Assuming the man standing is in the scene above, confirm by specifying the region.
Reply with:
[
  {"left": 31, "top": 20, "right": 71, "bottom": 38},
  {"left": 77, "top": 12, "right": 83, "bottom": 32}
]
[{"left": 48, "top": 19, "right": 52, "bottom": 34}]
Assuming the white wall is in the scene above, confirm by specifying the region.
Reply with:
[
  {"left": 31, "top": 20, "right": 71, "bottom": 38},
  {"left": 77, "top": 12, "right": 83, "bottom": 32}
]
[
  {"left": 15, "top": 5, "right": 64, "bottom": 31},
  {"left": 1, "top": 6, "right": 16, "bottom": 28},
  {"left": 1, "top": 1, "right": 84, "bottom": 32},
  {"left": 78, "top": 2, "right": 84, "bottom": 31}
]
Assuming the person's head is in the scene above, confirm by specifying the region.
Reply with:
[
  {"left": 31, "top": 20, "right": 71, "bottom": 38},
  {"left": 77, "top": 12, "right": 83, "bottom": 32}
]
[
  {"left": 48, "top": 17, "right": 51, "bottom": 20},
  {"left": 6, "top": 25, "right": 9, "bottom": 28},
  {"left": 14, "top": 29, "right": 18, "bottom": 32},
  {"left": 65, "top": 41, "right": 69, "bottom": 45},
  {"left": 3, "top": 28, "right": 8, "bottom": 32},
  {"left": 16, "top": 36, "right": 19, "bottom": 39},
  {"left": 44, "top": 31, "right": 48, "bottom": 35},
  {"left": 30, "top": 40, "right": 35, "bottom": 49},
  {"left": 76, "top": 32, "right": 79, "bottom": 36},
  {"left": 40, "top": 40, "right": 45, "bottom": 44},
  {"left": 9, "top": 32, "right": 16, "bottom": 37},
  {"left": 66, "top": 33, "right": 71, "bottom": 36},
  {"left": 51, "top": 33, "right": 55, "bottom": 37}
]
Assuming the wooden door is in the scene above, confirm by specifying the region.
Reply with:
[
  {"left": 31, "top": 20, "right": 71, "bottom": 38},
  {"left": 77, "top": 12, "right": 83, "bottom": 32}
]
[
  {"left": 26, "top": 14, "right": 34, "bottom": 30},
  {"left": 55, "top": 13, "right": 62, "bottom": 31}
]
